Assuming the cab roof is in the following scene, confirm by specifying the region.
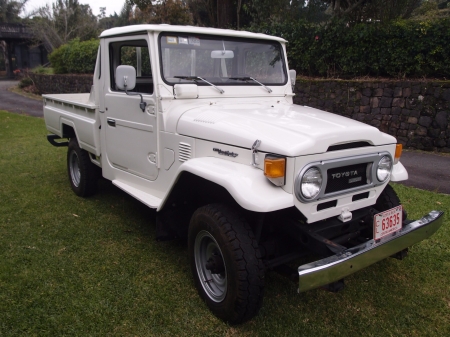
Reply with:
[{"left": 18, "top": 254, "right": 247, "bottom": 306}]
[{"left": 99, "top": 24, "right": 287, "bottom": 43}]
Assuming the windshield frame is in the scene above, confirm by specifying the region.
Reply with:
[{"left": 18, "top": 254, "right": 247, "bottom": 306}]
[{"left": 158, "top": 32, "right": 288, "bottom": 88}]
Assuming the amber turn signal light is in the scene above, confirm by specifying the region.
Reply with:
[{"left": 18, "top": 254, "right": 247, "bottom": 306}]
[
  {"left": 264, "top": 157, "right": 286, "bottom": 179},
  {"left": 394, "top": 143, "right": 402, "bottom": 164}
]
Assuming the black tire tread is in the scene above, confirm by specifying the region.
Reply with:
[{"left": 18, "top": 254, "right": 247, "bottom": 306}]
[
  {"left": 189, "top": 204, "right": 265, "bottom": 324},
  {"left": 67, "top": 138, "right": 98, "bottom": 197},
  {"left": 375, "top": 184, "right": 401, "bottom": 211}
]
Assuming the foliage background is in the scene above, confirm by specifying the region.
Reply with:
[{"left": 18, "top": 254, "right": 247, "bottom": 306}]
[
  {"left": 3, "top": 1, "right": 450, "bottom": 78},
  {"left": 48, "top": 39, "right": 99, "bottom": 74},
  {"left": 255, "top": 17, "right": 450, "bottom": 78}
]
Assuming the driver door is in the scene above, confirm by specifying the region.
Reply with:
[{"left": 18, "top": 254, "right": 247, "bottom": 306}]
[{"left": 104, "top": 37, "right": 158, "bottom": 181}]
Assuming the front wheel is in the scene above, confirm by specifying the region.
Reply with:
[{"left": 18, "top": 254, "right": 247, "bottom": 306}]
[
  {"left": 67, "top": 138, "right": 99, "bottom": 197},
  {"left": 188, "top": 204, "right": 265, "bottom": 324},
  {"left": 375, "top": 183, "right": 408, "bottom": 225},
  {"left": 375, "top": 184, "right": 401, "bottom": 211}
]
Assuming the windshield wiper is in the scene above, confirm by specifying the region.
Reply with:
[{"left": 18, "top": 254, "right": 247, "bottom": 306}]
[
  {"left": 229, "top": 76, "right": 272, "bottom": 93},
  {"left": 174, "top": 76, "right": 224, "bottom": 94}
]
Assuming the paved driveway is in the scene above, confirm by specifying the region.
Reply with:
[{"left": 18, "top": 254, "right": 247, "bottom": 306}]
[
  {"left": 399, "top": 151, "right": 450, "bottom": 195},
  {"left": 0, "top": 78, "right": 449, "bottom": 194},
  {"left": 0, "top": 79, "right": 43, "bottom": 117}
]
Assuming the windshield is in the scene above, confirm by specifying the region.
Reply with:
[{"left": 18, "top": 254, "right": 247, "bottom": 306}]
[{"left": 159, "top": 33, "right": 287, "bottom": 86}]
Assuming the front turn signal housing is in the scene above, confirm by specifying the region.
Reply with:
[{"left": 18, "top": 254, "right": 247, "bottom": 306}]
[
  {"left": 264, "top": 155, "right": 286, "bottom": 186},
  {"left": 394, "top": 143, "right": 403, "bottom": 164}
]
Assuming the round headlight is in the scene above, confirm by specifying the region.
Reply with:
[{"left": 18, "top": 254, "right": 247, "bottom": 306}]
[
  {"left": 301, "top": 167, "right": 323, "bottom": 200},
  {"left": 377, "top": 156, "right": 392, "bottom": 182}
]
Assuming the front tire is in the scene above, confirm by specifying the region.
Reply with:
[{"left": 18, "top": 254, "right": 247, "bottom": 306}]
[
  {"left": 375, "top": 184, "right": 402, "bottom": 212},
  {"left": 67, "top": 138, "right": 98, "bottom": 197},
  {"left": 375, "top": 184, "right": 407, "bottom": 221},
  {"left": 188, "top": 204, "right": 265, "bottom": 324}
]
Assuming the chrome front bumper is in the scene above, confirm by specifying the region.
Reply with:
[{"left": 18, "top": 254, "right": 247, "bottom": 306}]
[{"left": 298, "top": 210, "right": 444, "bottom": 293}]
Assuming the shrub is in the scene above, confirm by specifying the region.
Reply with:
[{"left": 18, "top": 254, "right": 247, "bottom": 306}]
[
  {"left": 32, "top": 65, "right": 54, "bottom": 75},
  {"left": 254, "top": 17, "right": 450, "bottom": 78},
  {"left": 49, "top": 39, "right": 99, "bottom": 74},
  {"left": 18, "top": 77, "right": 33, "bottom": 88}
]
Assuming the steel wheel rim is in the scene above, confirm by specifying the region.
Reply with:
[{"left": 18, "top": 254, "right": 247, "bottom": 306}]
[
  {"left": 69, "top": 151, "right": 81, "bottom": 187},
  {"left": 194, "top": 229, "right": 227, "bottom": 302}
]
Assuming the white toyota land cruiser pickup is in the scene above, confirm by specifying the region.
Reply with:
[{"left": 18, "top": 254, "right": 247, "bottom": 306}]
[{"left": 43, "top": 24, "right": 444, "bottom": 324}]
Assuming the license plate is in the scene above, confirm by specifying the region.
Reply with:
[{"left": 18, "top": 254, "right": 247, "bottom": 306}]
[{"left": 373, "top": 205, "right": 403, "bottom": 240}]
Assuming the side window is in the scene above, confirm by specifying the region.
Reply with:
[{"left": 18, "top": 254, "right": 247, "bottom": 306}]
[{"left": 109, "top": 39, "right": 153, "bottom": 94}]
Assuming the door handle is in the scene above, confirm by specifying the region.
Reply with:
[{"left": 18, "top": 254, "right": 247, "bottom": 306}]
[{"left": 107, "top": 118, "right": 116, "bottom": 127}]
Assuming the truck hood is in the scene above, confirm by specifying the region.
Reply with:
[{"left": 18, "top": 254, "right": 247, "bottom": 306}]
[{"left": 176, "top": 103, "right": 396, "bottom": 156}]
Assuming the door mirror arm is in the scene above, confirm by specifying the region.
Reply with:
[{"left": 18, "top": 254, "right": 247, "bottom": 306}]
[
  {"left": 123, "top": 78, "right": 147, "bottom": 112},
  {"left": 116, "top": 65, "right": 147, "bottom": 112}
]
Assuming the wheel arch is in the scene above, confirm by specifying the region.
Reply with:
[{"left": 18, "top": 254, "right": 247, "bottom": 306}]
[
  {"left": 158, "top": 157, "right": 294, "bottom": 213},
  {"left": 160, "top": 171, "right": 239, "bottom": 212},
  {"left": 60, "top": 119, "right": 78, "bottom": 139},
  {"left": 62, "top": 123, "right": 77, "bottom": 139}
]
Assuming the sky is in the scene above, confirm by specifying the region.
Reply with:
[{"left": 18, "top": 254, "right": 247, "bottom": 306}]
[{"left": 24, "top": 0, "right": 126, "bottom": 17}]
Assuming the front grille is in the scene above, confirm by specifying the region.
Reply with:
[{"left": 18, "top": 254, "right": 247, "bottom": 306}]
[
  {"left": 352, "top": 191, "right": 370, "bottom": 201},
  {"left": 317, "top": 200, "right": 337, "bottom": 211},
  {"left": 325, "top": 163, "right": 368, "bottom": 194}
]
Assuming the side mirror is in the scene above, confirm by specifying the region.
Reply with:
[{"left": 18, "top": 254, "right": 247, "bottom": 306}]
[
  {"left": 115, "top": 65, "right": 136, "bottom": 91},
  {"left": 115, "top": 65, "right": 146, "bottom": 112},
  {"left": 289, "top": 69, "right": 296, "bottom": 92}
]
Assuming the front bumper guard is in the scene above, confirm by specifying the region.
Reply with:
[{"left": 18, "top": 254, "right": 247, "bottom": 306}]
[{"left": 298, "top": 210, "right": 444, "bottom": 293}]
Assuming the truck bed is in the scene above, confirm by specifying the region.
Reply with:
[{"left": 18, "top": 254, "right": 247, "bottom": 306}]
[
  {"left": 43, "top": 93, "right": 98, "bottom": 109},
  {"left": 43, "top": 93, "right": 101, "bottom": 155}
]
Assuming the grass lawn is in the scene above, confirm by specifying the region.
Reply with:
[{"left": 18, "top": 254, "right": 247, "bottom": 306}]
[{"left": 0, "top": 110, "right": 449, "bottom": 336}]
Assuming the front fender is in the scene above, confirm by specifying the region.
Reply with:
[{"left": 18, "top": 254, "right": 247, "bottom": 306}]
[
  {"left": 158, "top": 157, "right": 294, "bottom": 212},
  {"left": 391, "top": 161, "right": 408, "bottom": 182}
]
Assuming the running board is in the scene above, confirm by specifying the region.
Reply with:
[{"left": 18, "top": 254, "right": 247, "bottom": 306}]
[{"left": 112, "top": 180, "right": 162, "bottom": 209}]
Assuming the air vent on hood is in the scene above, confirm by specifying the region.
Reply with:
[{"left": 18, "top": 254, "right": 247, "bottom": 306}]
[
  {"left": 179, "top": 142, "right": 192, "bottom": 162},
  {"left": 327, "top": 141, "right": 372, "bottom": 152},
  {"left": 193, "top": 111, "right": 225, "bottom": 124}
]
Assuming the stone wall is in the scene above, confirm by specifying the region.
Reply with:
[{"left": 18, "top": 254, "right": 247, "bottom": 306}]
[
  {"left": 26, "top": 74, "right": 450, "bottom": 152},
  {"left": 294, "top": 79, "right": 450, "bottom": 152},
  {"left": 29, "top": 73, "right": 93, "bottom": 95}
]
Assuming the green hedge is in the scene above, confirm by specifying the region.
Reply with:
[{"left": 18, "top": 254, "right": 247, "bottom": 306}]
[
  {"left": 257, "top": 18, "right": 450, "bottom": 78},
  {"left": 48, "top": 18, "right": 450, "bottom": 78},
  {"left": 48, "top": 39, "right": 99, "bottom": 74}
]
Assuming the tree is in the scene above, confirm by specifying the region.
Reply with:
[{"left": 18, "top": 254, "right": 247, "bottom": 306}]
[
  {"left": 28, "top": 0, "right": 98, "bottom": 52},
  {"left": 187, "top": 0, "right": 254, "bottom": 28},
  {"left": 323, "top": 0, "right": 423, "bottom": 22},
  {"left": 131, "top": 0, "right": 192, "bottom": 25},
  {"left": 411, "top": 0, "right": 450, "bottom": 19},
  {"left": 188, "top": 0, "right": 217, "bottom": 27},
  {"left": 0, "top": 0, "right": 27, "bottom": 23},
  {"left": 0, "top": 0, "right": 28, "bottom": 77}
]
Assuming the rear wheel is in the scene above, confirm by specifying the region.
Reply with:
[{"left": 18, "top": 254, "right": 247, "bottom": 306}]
[
  {"left": 188, "top": 204, "right": 265, "bottom": 324},
  {"left": 67, "top": 138, "right": 98, "bottom": 197}
]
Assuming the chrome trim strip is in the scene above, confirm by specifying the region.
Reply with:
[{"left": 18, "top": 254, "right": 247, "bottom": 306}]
[
  {"left": 295, "top": 152, "right": 392, "bottom": 203},
  {"left": 298, "top": 210, "right": 444, "bottom": 293}
]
